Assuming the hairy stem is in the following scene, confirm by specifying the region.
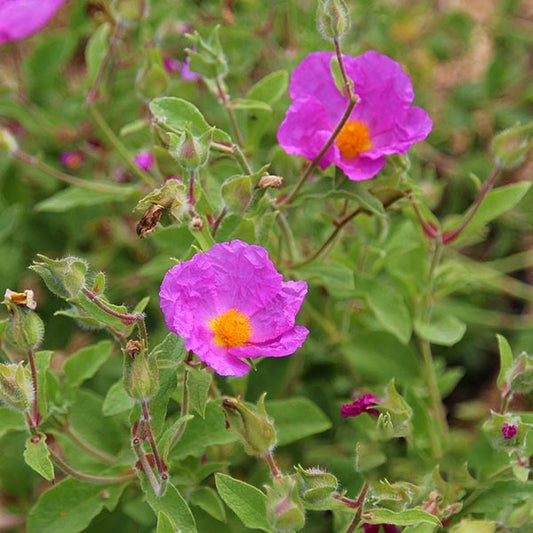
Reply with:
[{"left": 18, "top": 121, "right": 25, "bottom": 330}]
[
  {"left": 215, "top": 77, "right": 244, "bottom": 148},
  {"left": 63, "top": 425, "right": 116, "bottom": 465},
  {"left": 81, "top": 287, "right": 143, "bottom": 326},
  {"left": 264, "top": 449, "right": 282, "bottom": 481},
  {"left": 27, "top": 349, "right": 41, "bottom": 428}
]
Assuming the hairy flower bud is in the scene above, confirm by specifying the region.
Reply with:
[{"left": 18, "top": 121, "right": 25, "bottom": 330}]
[
  {"left": 316, "top": 0, "right": 351, "bottom": 41},
  {"left": 491, "top": 122, "right": 533, "bottom": 170},
  {"left": 221, "top": 393, "right": 277, "bottom": 456},
  {"left": 3, "top": 290, "right": 44, "bottom": 351},
  {"left": 266, "top": 475, "right": 305, "bottom": 532},
  {"left": 257, "top": 175, "right": 284, "bottom": 189},
  {"left": 123, "top": 346, "right": 159, "bottom": 401},
  {"left": 295, "top": 465, "right": 338, "bottom": 506},
  {"left": 170, "top": 124, "right": 213, "bottom": 171},
  {"left": 0, "top": 363, "right": 34, "bottom": 412},
  {"left": 30, "top": 255, "right": 88, "bottom": 299}
]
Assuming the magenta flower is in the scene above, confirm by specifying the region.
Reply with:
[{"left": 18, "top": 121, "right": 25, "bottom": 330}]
[
  {"left": 163, "top": 56, "right": 200, "bottom": 82},
  {"left": 341, "top": 392, "right": 381, "bottom": 418},
  {"left": 363, "top": 524, "right": 399, "bottom": 533},
  {"left": 277, "top": 51, "right": 432, "bottom": 181},
  {"left": 0, "top": 0, "right": 66, "bottom": 46},
  {"left": 134, "top": 150, "right": 154, "bottom": 172},
  {"left": 502, "top": 422, "right": 517, "bottom": 440},
  {"left": 159, "top": 240, "right": 309, "bottom": 376}
]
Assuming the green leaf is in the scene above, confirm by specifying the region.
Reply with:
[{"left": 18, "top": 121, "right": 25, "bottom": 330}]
[
  {"left": 158, "top": 414, "right": 195, "bottom": 460},
  {"left": 341, "top": 181, "right": 385, "bottom": 216},
  {"left": 221, "top": 175, "right": 253, "bottom": 213},
  {"left": 102, "top": 380, "right": 135, "bottom": 416},
  {"left": 63, "top": 340, "right": 114, "bottom": 389},
  {"left": 85, "top": 23, "right": 110, "bottom": 89},
  {"left": 35, "top": 350, "right": 53, "bottom": 421},
  {"left": 496, "top": 334, "right": 513, "bottom": 389},
  {"left": 362, "top": 508, "right": 441, "bottom": 527},
  {"left": 36, "top": 186, "right": 138, "bottom": 212},
  {"left": 449, "top": 519, "right": 496, "bottom": 533},
  {"left": 187, "top": 367, "right": 212, "bottom": 418},
  {"left": 190, "top": 487, "right": 227, "bottom": 522},
  {"left": 156, "top": 512, "right": 175, "bottom": 533},
  {"left": 172, "top": 401, "right": 237, "bottom": 459},
  {"left": 215, "top": 473, "right": 270, "bottom": 532},
  {"left": 414, "top": 314, "right": 467, "bottom": 346},
  {"left": 0, "top": 408, "right": 25, "bottom": 438},
  {"left": 150, "top": 97, "right": 210, "bottom": 135},
  {"left": 24, "top": 433, "right": 54, "bottom": 481},
  {"left": 145, "top": 482, "right": 197, "bottom": 533},
  {"left": 292, "top": 261, "right": 354, "bottom": 299},
  {"left": 453, "top": 182, "right": 531, "bottom": 240},
  {"left": 266, "top": 397, "right": 331, "bottom": 446},
  {"left": 247, "top": 70, "right": 288, "bottom": 105},
  {"left": 232, "top": 98, "right": 272, "bottom": 112},
  {"left": 27, "top": 478, "right": 123, "bottom": 533},
  {"left": 360, "top": 279, "right": 412, "bottom": 344}
]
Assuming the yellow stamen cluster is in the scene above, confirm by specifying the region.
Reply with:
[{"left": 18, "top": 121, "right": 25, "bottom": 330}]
[{"left": 210, "top": 308, "right": 252, "bottom": 348}]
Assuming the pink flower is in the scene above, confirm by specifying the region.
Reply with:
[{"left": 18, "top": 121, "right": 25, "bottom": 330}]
[
  {"left": 163, "top": 56, "right": 200, "bottom": 82},
  {"left": 163, "top": 57, "right": 181, "bottom": 74},
  {"left": 159, "top": 240, "right": 309, "bottom": 376},
  {"left": 502, "top": 422, "right": 517, "bottom": 440},
  {"left": 277, "top": 51, "right": 432, "bottom": 181},
  {"left": 134, "top": 150, "right": 154, "bottom": 172},
  {"left": 0, "top": 0, "right": 66, "bottom": 45},
  {"left": 341, "top": 392, "right": 381, "bottom": 418}
]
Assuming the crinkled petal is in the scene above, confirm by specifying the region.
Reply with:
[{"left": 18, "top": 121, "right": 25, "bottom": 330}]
[
  {"left": 248, "top": 280, "right": 308, "bottom": 341},
  {"left": 289, "top": 51, "right": 345, "bottom": 120},
  {"left": 159, "top": 253, "right": 217, "bottom": 338},
  {"left": 230, "top": 325, "right": 309, "bottom": 359},
  {"left": 204, "top": 240, "right": 283, "bottom": 316},
  {"left": 336, "top": 153, "right": 386, "bottom": 181},
  {"left": 277, "top": 97, "right": 336, "bottom": 169},
  {"left": 0, "top": 0, "right": 65, "bottom": 45}
]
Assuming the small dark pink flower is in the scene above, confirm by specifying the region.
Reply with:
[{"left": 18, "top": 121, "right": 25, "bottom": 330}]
[
  {"left": 163, "top": 57, "right": 181, "bottom": 74},
  {"left": 277, "top": 51, "right": 432, "bottom": 181},
  {"left": 134, "top": 150, "right": 154, "bottom": 172},
  {"left": 341, "top": 393, "right": 381, "bottom": 418},
  {"left": 179, "top": 56, "right": 200, "bottom": 82},
  {"left": 0, "top": 0, "right": 66, "bottom": 45},
  {"left": 159, "top": 240, "right": 308, "bottom": 376},
  {"left": 60, "top": 150, "right": 84, "bottom": 170},
  {"left": 502, "top": 422, "right": 517, "bottom": 440},
  {"left": 363, "top": 524, "right": 399, "bottom": 533}
]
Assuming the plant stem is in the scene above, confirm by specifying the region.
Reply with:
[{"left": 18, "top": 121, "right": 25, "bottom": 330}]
[
  {"left": 188, "top": 170, "right": 196, "bottom": 205},
  {"left": 140, "top": 401, "right": 167, "bottom": 480},
  {"left": 264, "top": 449, "right": 282, "bottom": 481},
  {"left": 334, "top": 481, "right": 369, "bottom": 533},
  {"left": 279, "top": 96, "right": 357, "bottom": 208},
  {"left": 81, "top": 287, "right": 143, "bottom": 326},
  {"left": 215, "top": 77, "right": 244, "bottom": 147},
  {"left": 63, "top": 425, "right": 116, "bottom": 465},
  {"left": 13, "top": 149, "right": 130, "bottom": 193},
  {"left": 276, "top": 212, "right": 298, "bottom": 263},
  {"left": 27, "top": 349, "right": 41, "bottom": 428},
  {"left": 417, "top": 240, "right": 449, "bottom": 456},
  {"left": 333, "top": 37, "right": 353, "bottom": 99},
  {"left": 88, "top": 104, "right": 155, "bottom": 186},
  {"left": 170, "top": 364, "right": 191, "bottom": 449},
  {"left": 211, "top": 206, "right": 227, "bottom": 237},
  {"left": 441, "top": 167, "right": 500, "bottom": 244},
  {"left": 49, "top": 446, "right": 135, "bottom": 484},
  {"left": 132, "top": 441, "right": 163, "bottom": 496}
]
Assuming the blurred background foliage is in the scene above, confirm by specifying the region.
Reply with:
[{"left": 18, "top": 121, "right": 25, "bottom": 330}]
[{"left": 1, "top": 0, "right": 532, "bottom": 531}]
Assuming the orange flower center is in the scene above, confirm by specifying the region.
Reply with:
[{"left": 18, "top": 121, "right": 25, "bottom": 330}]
[
  {"left": 209, "top": 308, "right": 252, "bottom": 348},
  {"left": 335, "top": 120, "right": 371, "bottom": 158}
]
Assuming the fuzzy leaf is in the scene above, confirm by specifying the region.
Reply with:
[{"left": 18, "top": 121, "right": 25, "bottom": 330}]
[
  {"left": 63, "top": 340, "right": 113, "bottom": 389},
  {"left": 362, "top": 508, "right": 441, "bottom": 527},
  {"left": 215, "top": 473, "right": 270, "bottom": 531},
  {"left": 187, "top": 367, "right": 212, "bottom": 418},
  {"left": 496, "top": 334, "right": 513, "bottom": 389},
  {"left": 24, "top": 433, "right": 54, "bottom": 481}
]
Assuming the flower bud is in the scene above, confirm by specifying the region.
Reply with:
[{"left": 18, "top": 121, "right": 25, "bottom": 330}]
[
  {"left": 169, "top": 124, "right": 213, "bottom": 171},
  {"left": 294, "top": 465, "right": 338, "bottom": 506},
  {"left": 266, "top": 475, "right": 305, "bottom": 532},
  {"left": 221, "top": 393, "right": 277, "bottom": 456},
  {"left": 123, "top": 344, "right": 159, "bottom": 401},
  {"left": 491, "top": 122, "right": 533, "bottom": 170},
  {"left": 508, "top": 352, "right": 533, "bottom": 393},
  {"left": 3, "top": 290, "right": 44, "bottom": 351},
  {"left": 0, "top": 363, "right": 34, "bottom": 412},
  {"left": 316, "top": 0, "right": 351, "bottom": 41},
  {"left": 0, "top": 128, "right": 19, "bottom": 154},
  {"left": 30, "top": 255, "right": 88, "bottom": 299}
]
